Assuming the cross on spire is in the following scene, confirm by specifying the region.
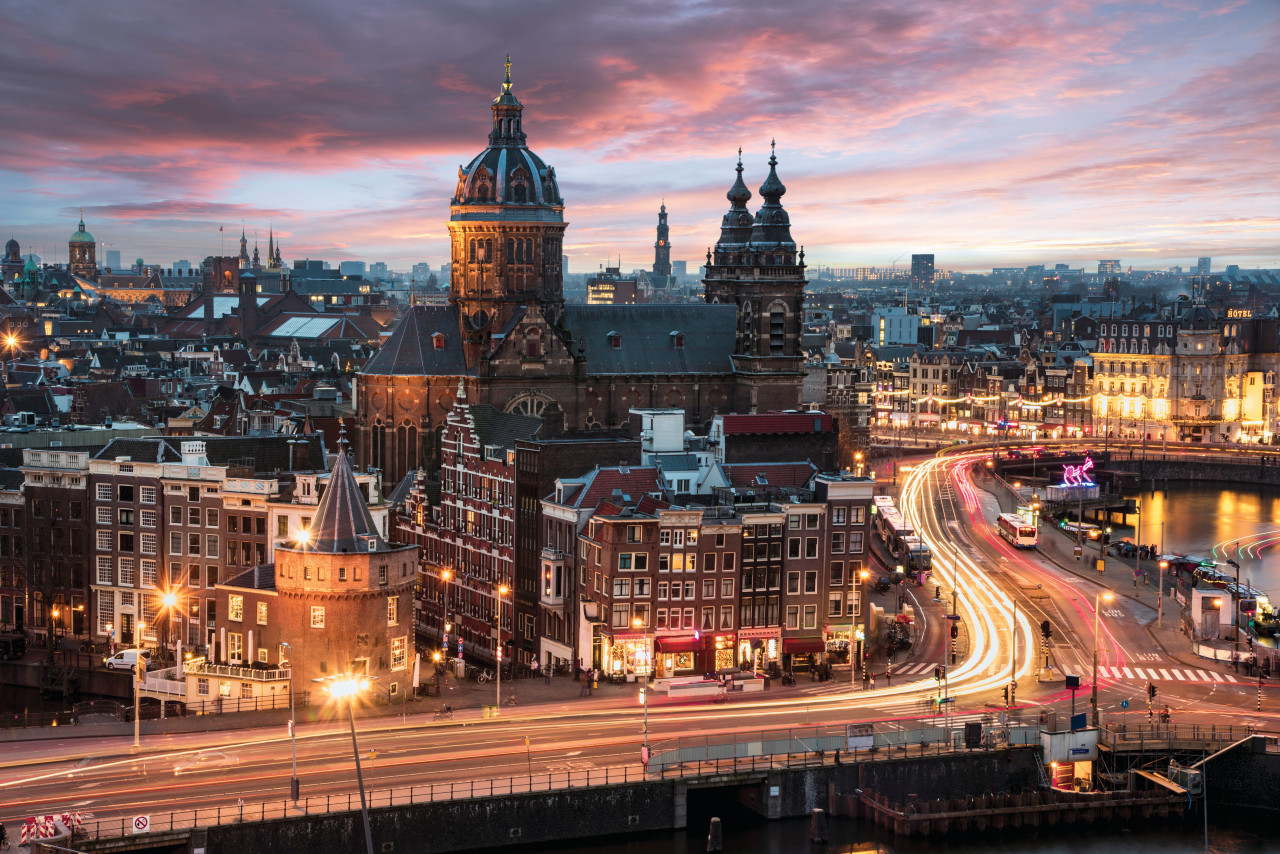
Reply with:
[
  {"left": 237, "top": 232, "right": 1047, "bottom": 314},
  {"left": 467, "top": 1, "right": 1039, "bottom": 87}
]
[{"left": 503, "top": 53, "right": 512, "bottom": 91}]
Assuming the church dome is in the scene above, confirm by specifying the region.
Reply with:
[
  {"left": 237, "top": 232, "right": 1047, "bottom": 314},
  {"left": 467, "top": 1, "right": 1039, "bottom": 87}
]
[
  {"left": 451, "top": 57, "right": 562, "bottom": 211},
  {"left": 4, "top": 238, "right": 17, "bottom": 257},
  {"left": 69, "top": 217, "right": 94, "bottom": 244}
]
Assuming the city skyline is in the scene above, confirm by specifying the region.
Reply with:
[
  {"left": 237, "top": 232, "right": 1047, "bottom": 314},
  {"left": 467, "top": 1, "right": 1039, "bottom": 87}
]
[{"left": 2, "top": 0, "right": 1278, "bottom": 272}]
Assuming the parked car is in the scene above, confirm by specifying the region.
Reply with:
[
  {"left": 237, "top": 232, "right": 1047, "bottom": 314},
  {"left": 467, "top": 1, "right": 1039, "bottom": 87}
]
[
  {"left": 172, "top": 750, "right": 239, "bottom": 776},
  {"left": 874, "top": 577, "right": 892, "bottom": 593},
  {"left": 103, "top": 649, "right": 152, "bottom": 671}
]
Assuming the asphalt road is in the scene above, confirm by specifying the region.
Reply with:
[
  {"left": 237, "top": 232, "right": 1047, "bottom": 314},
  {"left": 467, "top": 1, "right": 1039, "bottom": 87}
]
[{"left": 3, "top": 448, "right": 1275, "bottom": 835}]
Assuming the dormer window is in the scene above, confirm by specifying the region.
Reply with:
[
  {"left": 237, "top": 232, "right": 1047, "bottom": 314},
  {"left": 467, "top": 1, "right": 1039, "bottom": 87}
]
[
  {"left": 671, "top": 331, "right": 684, "bottom": 349},
  {"left": 432, "top": 332, "right": 446, "bottom": 351},
  {"left": 608, "top": 331, "right": 621, "bottom": 349}
]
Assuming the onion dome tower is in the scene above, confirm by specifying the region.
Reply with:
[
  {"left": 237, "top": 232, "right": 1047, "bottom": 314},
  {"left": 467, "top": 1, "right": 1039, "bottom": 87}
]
[
  {"left": 447, "top": 55, "right": 567, "bottom": 361},
  {"left": 68, "top": 213, "right": 97, "bottom": 279}
]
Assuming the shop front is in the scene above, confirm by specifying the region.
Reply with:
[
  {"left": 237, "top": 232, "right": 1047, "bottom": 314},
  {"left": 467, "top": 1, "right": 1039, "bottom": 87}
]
[
  {"left": 655, "top": 634, "right": 699, "bottom": 677},
  {"left": 782, "top": 636, "right": 826, "bottom": 672},
  {"left": 823, "top": 623, "right": 855, "bottom": 665},
  {"left": 736, "top": 627, "right": 780, "bottom": 674},
  {"left": 604, "top": 632, "right": 652, "bottom": 681},
  {"left": 710, "top": 633, "right": 736, "bottom": 672}
]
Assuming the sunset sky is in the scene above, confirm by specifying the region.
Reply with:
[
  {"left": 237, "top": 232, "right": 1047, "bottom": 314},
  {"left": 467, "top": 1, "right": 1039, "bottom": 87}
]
[{"left": 1, "top": 0, "right": 1277, "bottom": 275}]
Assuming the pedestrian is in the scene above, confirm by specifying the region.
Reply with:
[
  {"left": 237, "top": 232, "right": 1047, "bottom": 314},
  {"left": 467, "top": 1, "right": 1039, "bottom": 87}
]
[
  {"left": 885, "top": 665, "right": 891, "bottom": 686},
  {"left": 530, "top": 658, "right": 539, "bottom": 682},
  {"left": 544, "top": 663, "right": 552, "bottom": 686}
]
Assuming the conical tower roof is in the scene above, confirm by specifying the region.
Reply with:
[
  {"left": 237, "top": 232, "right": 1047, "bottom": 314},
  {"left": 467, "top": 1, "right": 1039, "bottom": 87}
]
[
  {"left": 307, "top": 446, "right": 387, "bottom": 553},
  {"left": 750, "top": 141, "right": 795, "bottom": 249}
]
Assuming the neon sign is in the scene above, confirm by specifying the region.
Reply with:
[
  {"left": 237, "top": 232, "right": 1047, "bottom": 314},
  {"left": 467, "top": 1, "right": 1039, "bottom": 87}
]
[{"left": 1059, "top": 456, "right": 1095, "bottom": 487}]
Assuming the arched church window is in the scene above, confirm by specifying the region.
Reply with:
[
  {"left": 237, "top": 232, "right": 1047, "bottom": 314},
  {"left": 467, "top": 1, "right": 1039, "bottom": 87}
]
[
  {"left": 507, "top": 238, "right": 515, "bottom": 263},
  {"left": 513, "top": 183, "right": 527, "bottom": 203},
  {"left": 485, "top": 239, "right": 493, "bottom": 262},
  {"left": 469, "top": 240, "right": 476, "bottom": 263}
]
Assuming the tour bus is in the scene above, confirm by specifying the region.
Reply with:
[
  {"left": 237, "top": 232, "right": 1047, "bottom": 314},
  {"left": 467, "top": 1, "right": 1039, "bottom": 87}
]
[
  {"left": 997, "top": 513, "right": 1038, "bottom": 548},
  {"left": 901, "top": 535, "right": 933, "bottom": 574}
]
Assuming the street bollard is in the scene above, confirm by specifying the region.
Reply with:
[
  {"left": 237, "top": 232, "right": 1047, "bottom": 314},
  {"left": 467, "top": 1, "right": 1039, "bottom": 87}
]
[
  {"left": 810, "top": 808, "right": 828, "bottom": 843},
  {"left": 707, "top": 817, "right": 723, "bottom": 852}
]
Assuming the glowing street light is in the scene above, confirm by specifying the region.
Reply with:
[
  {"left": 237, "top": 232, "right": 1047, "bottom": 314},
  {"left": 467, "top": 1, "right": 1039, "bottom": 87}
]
[
  {"left": 495, "top": 584, "right": 509, "bottom": 710},
  {"left": 316, "top": 674, "right": 375, "bottom": 854}
]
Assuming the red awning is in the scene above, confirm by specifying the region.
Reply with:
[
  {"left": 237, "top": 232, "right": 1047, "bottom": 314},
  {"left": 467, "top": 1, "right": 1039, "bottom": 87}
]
[
  {"left": 1038, "top": 424, "right": 1064, "bottom": 430},
  {"left": 656, "top": 637, "right": 701, "bottom": 653},
  {"left": 782, "top": 637, "right": 826, "bottom": 654}
]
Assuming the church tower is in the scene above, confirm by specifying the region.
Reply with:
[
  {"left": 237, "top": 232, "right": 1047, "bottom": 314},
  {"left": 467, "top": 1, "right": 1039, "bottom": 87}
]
[
  {"left": 446, "top": 56, "right": 566, "bottom": 363},
  {"left": 652, "top": 202, "right": 671, "bottom": 281},
  {"left": 238, "top": 228, "right": 250, "bottom": 269},
  {"left": 702, "top": 144, "right": 805, "bottom": 413},
  {"left": 68, "top": 214, "right": 97, "bottom": 280}
]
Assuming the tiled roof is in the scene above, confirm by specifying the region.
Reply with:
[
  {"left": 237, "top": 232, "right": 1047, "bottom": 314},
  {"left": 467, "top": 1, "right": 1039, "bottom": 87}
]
[
  {"left": 466, "top": 404, "right": 542, "bottom": 451},
  {"left": 223, "top": 565, "right": 277, "bottom": 591},
  {"left": 563, "top": 304, "right": 737, "bottom": 374},
  {"left": 722, "top": 462, "right": 817, "bottom": 489},
  {"left": 93, "top": 438, "right": 181, "bottom": 463},
  {"left": 361, "top": 305, "right": 469, "bottom": 376},
  {"left": 569, "top": 466, "right": 663, "bottom": 509},
  {"left": 718, "top": 413, "right": 832, "bottom": 435},
  {"left": 307, "top": 447, "right": 388, "bottom": 553}
]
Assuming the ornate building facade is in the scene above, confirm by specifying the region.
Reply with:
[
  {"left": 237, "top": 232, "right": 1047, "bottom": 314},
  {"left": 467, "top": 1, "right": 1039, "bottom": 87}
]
[
  {"left": 356, "top": 63, "right": 806, "bottom": 487},
  {"left": 68, "top": 215, "right": 97, "bottom": 280}
]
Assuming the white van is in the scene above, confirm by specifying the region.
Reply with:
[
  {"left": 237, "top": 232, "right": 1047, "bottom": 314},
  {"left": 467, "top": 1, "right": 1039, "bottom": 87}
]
[{"left": 103, "top": 649, "right": 152, "bottom": 671}]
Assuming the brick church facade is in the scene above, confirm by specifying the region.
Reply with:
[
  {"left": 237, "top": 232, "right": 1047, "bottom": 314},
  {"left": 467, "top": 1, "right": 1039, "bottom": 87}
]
[{"left": 356, "top": 62, "right": 807, "bottom": 486}]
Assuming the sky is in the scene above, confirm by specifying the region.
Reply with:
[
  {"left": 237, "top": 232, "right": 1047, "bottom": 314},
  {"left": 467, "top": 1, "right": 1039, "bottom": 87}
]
[{"left": 1, "top": 0, "right": 1278, "bottom": 275}]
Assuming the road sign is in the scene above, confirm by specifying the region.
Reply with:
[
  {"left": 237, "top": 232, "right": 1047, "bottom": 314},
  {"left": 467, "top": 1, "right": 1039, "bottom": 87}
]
[
  {"left": 1120, "top": 699, "right": 1130, "bottom": 709},
  {"left": 939, "top": 696, "right": 956, "bottom": 704},
  {"left": 131, "top": 815, "right": 150, "bottom": 834},
  {"left": 945, "top": 614, "right": 961, "bottom": 621}
]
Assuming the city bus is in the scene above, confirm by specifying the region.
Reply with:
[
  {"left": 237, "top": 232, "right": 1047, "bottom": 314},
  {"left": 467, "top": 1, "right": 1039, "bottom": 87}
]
[
  {"left": 1060, "top": 520, "right": 1100, "bottom": 541},
  {"left": 996, "top": 513, "right": 1038, "bottom": 548}
]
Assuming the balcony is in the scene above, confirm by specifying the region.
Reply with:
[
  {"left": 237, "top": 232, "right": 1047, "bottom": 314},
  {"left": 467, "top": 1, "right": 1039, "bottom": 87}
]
[{"left": 183, "top": 657, "right": 291, "bottom": 682}]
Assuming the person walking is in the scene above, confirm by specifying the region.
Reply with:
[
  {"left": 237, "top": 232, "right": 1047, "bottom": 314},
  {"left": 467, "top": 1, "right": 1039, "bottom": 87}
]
[
  {"left": 544, "top": 662, "right": 552, "bottom": 685},
  {"left": 530, "top": 658, "right": 539, "bottom": 682}
]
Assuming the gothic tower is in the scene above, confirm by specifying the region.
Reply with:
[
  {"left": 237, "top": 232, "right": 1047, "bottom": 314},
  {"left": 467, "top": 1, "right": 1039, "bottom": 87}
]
[
  {"left": 702, "top": 143, "right": 805, "bottom": 413},
  {"left": 68, "top": 214, "right": 97, "bottom": 280},
  {"left": 238, "top": 228, "right": 250, "bottom": 269},
  {"left": 652, "top": 202, "right": 671, "bottom": 281},
  {"left": 446, "top": 55, "right": 567, "bottom": 363}
]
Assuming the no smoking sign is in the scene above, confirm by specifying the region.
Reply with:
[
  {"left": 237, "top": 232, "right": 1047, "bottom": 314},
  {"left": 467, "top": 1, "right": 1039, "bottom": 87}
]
[{"left": 131, "top": 815, "right": 150, "bottom": 834}]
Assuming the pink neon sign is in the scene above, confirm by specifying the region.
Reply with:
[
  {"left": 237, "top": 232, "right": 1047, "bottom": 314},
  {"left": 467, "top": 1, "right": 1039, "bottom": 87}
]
[{"left": 1060, "top": 456, "right": 1095, "bottom": 487}]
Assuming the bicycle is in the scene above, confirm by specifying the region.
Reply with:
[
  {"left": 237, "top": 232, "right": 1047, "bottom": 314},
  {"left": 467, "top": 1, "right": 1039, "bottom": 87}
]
[
  {"left": 433, "top": 705, "right": 453, "bottom": 720},
  {"left": 711, "top": 688, "right": 729, "bottom": 704},
  {"left": 475, "top": 669, "right": 494, "bottom": 684},
  {"left": 504, "top": 694, "right": 519, "bottom": 706}
]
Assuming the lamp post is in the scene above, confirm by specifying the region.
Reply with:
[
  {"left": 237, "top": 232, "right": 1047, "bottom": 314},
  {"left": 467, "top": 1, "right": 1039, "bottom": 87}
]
[
  {"left": 1091, "top": 591, "right": 1113, "bottom": 728},
  {"left": 282, "top": 641, "right": 299, "bottom": 803},
  {"left": 495, "top": 584, "right": 509, "bottom": 710},
  {"left": 134, "top": 620, "right": 146, "bottom": 749},
  {"left": 856, "top": 569, "right": 870, "bottom": 682},
  {"left": 317, "top": 675, "right": 375, "bottom": 854},
  {"left": 441, "top": 568, "right": 453, "bottom": 661},
  {"left": 1158, "top": 559, "right": 1169, "bottom": 629},
  {"left": 638, "top": 679, "right": 649, "bottom": 767}
]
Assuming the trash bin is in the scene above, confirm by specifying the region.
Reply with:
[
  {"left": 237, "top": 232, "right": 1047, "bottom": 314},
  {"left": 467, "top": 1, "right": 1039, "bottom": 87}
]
[
  {"left": 453, "top": 660, "right": 466, "bottom": 679},
  {"left": 482, "top": 704, "right": 497, "bottom": 719}
]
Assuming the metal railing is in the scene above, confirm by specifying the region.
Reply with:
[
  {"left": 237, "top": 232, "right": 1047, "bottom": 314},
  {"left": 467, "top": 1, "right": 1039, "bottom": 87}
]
[
  {"left": 1099, "top": 722, "right": 1261, "bottom": 748},
  {"left": 183, "top": 658, "right": 291, "bottom": 682}
]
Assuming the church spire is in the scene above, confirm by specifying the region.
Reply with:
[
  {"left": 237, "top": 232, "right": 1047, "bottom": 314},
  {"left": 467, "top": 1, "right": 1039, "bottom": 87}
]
[
  {"left": 307, "top": 445, "right": 385, "bottom": 553},
  {"left": 717, "top": 148, "right": 754, "bottom": 247},
  {"left": 750, "top": 140, "right": 794, "bottom": 248}
]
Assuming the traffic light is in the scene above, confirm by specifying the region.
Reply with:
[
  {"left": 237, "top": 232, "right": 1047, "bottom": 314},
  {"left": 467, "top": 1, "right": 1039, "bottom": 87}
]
[
  {"left": 934, "top": 665, "right": 942, "bottom": 682},
  {"left": 1002, "top": 685, "right": 1010, "bottom": 705},
  {"left": 950, "top": 624, "right": 959, "bottom": 640},
  {"left": 1040, "top": 620, "right": 1052, "bottom": 640},
  {"left": 1147, "top": 682, "right": 1157, "bottom": 700}
]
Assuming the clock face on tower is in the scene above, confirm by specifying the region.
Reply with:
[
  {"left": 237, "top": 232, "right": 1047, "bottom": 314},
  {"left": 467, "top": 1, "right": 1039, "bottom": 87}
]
[{"left": 659, "top": 240, "right": 665, "bottom": 246}]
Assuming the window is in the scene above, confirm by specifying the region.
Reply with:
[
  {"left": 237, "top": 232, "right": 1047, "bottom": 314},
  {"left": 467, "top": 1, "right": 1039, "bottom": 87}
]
[
  {"left": 118, "top": 508, "right": 134, "bottom": 525},
  {"left": 96, "top": 483, "right": 112, "bottom": 501},
  {"left": 830, "top": 561, "right": 844, "bottom": 587},
  {"left": 633, "top": 603, "right": 650, "bottom": 626},
  {"left": 257, "top": 602, "right": 268, "bottom": 625},
  {"left": 830, "top": 532, "right": 845, "bottom": 554},
  {"left": 657, "top": 582, "right": 668, "bottom": 600},
  {"left": 613, "top": 578, "right": 631, "bottom": 598},
  {"left": 704, "top": 553, "right": 716, "bottom": 572},
  {"left": 258, "top": 648, "right": 269, "bottom": 664},
  {"left": 141, "top": 560, "right": 156, "bottom": 587},
  {"left": 832, "top": 507, "right": 846, "bottom": 525},
  {"left": 391, "top": 636, "right": 407, "bottom": 670},
  {"left": 805, "top": 537, "right": 818, "bottom": 559},
  {"left": 277, "top": 517, "right": 287, "bottom": 537},
  {"left": 206, "top": 535, "right": 218, "bottom": 558},
  {"left": 387, "top": 596, "right": 398, "bottom": 625},
  {"left": 141, "top": 509, "right": 157, "bottom": 528},
  {"left": 140, "top": 486, "right": 156, "bottom": 504},
  {"left": 656, "top": 608, "right": 667, "bottom": 628},
  {"left": 634, "top": 577, "right": 650, "bottom": 596},
  {"left": 787, "top": 571, "right": 800, "bottom": 594},
  {"left": 206, "top": 509, "right": 218, "bottom": 528},
  {"left": 96, "top": 507, "right": 112, "bottom": 525},
  {"left": 96, "top": 530, "right": 112, "bottom": 551},
  {"left": 310, "top": 606, "right": 325, "bottom": 628},
  {"left": 228, "top": 632, "right": 243, "bottom": 663},
  {"left": 229, "top": 516, "right": 239, "bottom": 533},
  {"left": 720, "top": 606, "right": 733, "bottom": 629},
  {"left": 188, "top": 507, "right": 200, "bottom": 526},
  {"left": 786, "top": 605, "right": 799, "bottom": 629},
  {"left": 684, "top": 581, "right": 694, "bottom": 599},
  {"left": 188, "top": 534, "right": 201, "bottom": 556},
  {"left": 118, "top": 485, "right": 134, "bottom": 502},
  {"left": 701, "top": 607, "right": 714, "bottom": 631},
  {"left": 803, "top": 605, "right": 817, "bottom": 629},
  {"left": 687, "top": 530, "right": 698, "bottom": 546},
  {"left": 170, "top": 506, "right": 182, "bottom": 525},
  {"left": 672, "top": 530, "right": 684, "bottom": 547},
  {"left": 787, "top": 538, "right": 801, "bottom": 559},
  {"left": 788, "top": 516, "right": 800, "bottom": 530},
  {"left": 702, "top": 579, "right": 715, "bottom": 598},
  {"left": 805, "top": 514, "right": 819, "bottom": 529},
  {"left": 721, "top": 578, "right": 733, "bottom": 598},
  {"left": 829, "top": 595, "right": 843, "bottom": 617},
  {"left": 804, "top": 570, "right": 818, "bottom": 593},
  {"left": 118, "top": 558, "right": 136, "bottom": 586},
  {"left": 849, "top": 532, "right": 864, "bottom": 553},
  {"left": 228, "top": 595, "right": 244, "bottom": 622},
  {"left": 96, "top": 556, "right": 113, "bottom": 585},
  {"left": 722, "top": 553, "right": 735, "bottom": 571},
  {"left": 197, "top": 678, "right": 209, "bottom": 696},
  {"left": 611, "top": 604, "right": 630, "bottom": 628}
]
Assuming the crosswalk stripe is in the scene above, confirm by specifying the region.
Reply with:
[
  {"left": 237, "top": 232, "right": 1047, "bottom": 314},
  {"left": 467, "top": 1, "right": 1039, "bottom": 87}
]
[
  {"left": 1209, "top": 672, "right": 1223, "bottom": 682},
  {"left": 1133, "top": 667, "right": 1148, "bottom": 680},
  {"left": 1224, "top": 673, "right": 1237, "bottom": 683},
  {"left": 1123, "top": 667, "right": 1135, "bottom": 679},
  {"left": 1158, "top": 668, "right": 1172, "bottom": 680},
  {"left": 1172, "top": 670, "right": 1187, "bottom": 681},
  {"left": 1196, "top": 669, "right": 1212, "bottom": 681}
]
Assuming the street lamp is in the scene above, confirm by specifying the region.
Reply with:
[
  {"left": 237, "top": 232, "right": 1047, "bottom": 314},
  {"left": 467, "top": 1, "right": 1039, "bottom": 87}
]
[
  {"left": 317, "top": 674, "right": 375, "bottom": 854},
  {"left": 638, "top": 677, "right": 649, "bottom": 767},
  {"left": 495, "top": 584, "right": 509, "bottom": 710},
  {"left": 281, "top": 641, "right": 299, "bottom": 803},
  {"left": 133, "top": 620, "right": 146, "bottom": 749},
  {"left": 440, "top": 568, "right": 453, "bottom": 661},
  {"left": 1091, "top": 591, "right": 1113, "bottom": 728}
]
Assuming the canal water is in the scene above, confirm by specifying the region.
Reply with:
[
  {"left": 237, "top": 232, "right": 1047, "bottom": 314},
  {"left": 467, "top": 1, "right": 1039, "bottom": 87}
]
[{"left": 1120, "top": 481, "right": 1280, "bottom": 599}]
